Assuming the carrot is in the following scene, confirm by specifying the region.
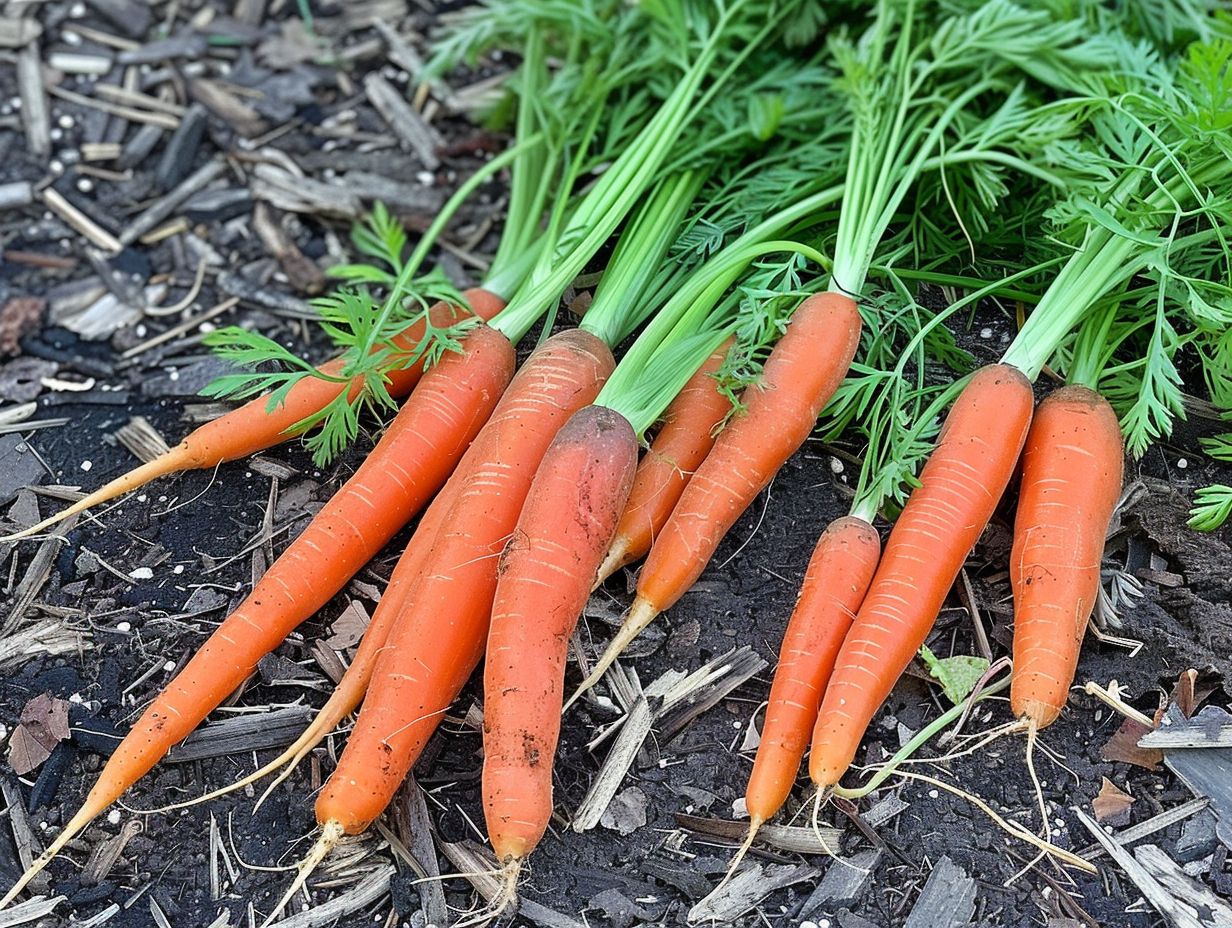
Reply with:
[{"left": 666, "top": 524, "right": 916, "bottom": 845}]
[
  {"left": 1010, "top": 385, "right": 1123, "bottom": 730},
  {"left": 482, "top": 405, "right": 637, "bottom": 899},
  {"left": 0, "top": 322, "right": 516, "bottom": 909},
  {"left": 2, "top": 288, "right": 506, "bottom": 542},
  {"left": 745, "top": 516, "right": 881, "bottom": 829},
  {"left": 299, "top": 330, "right": 612, "bottom": 852},
  {"left": 595, "top": 337, "right": 733, "bottom": 586},
  {"left": 810, "top": 364, "right": 1034, "bottom": 788},
  {"left": 571, "top": 291, "right": 862, "bottom": 703}
]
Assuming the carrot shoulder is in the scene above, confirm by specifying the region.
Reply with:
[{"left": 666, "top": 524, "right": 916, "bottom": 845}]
[
  {"left": 1010, "top": 385, "right": 1123, "bottom": 729},
  {"left": 810, "top": 364, "right": 1034, "bottom": 787},
  {"left": 315, "top": 329, "right": 615, "bottom": 836},
  {"left": 483, "top": 405, "right": 637, "bottom": 868}
]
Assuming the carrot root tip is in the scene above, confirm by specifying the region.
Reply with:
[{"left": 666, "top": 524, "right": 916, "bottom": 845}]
[
  {"left": 261, "top": 821, "right": 344, "bottom": 927},
  {"left": 564, "top": 596, "right": 660, "bottom": 711}
]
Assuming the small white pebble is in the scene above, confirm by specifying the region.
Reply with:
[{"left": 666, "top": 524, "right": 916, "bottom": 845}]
[
  {"left": 163, "top": 660, "right": 176, "bottom": 673},
  {"left": 50, "top": 159, "right": 64, "bottom": 175},
  {"left": 199, "top": 321, "right": 216, "bottom": 333},
  {"left": 50, "top": 128, "right": 63, "bottom": 142},
  {"left": 1177, "top": 457, "right": 1188, "bottom": 469},
  {"left": 69, "top": 693, "right": 84, "bottom": 704},
  {"left": 116, "top": 621, "right": 131, "bottom": 633},
  {"left": 928, "top": 789, "right": 939, "bottom": 799},
  {"left": 107, "top": 810, "right": 121, "bottom": 826},
  {"left": 136, "top": 494, "right": 147, "bottom": 503},
  {"left": 70, "top": 1, "right": 86, "bottom": 15},
  {"left": 169, "top": 370, "right": 180, "bottom": 382},
  {"left": 158, "top": 495, "right": 168, "bottom": 502},
  {"left": 172, "top": 565, "right": 184, "bottom": 575},
  {"left": 76, "top": 178, "right": 94, "bottom": 193},
  {"left": 732, "top": 797, "right": 748, "bottom": 817},
  {"left": 416, "top": 170, "right": 435, "bottom": 186},
  {"left": 980, "top": 327, "right": 993, "bottom": 339},
  {"left": 829, "top": 456, "right": 844, "bottom": 475},
  {"left": 801, "top": 921, "right": 819, "bottom": 928},
  {"left": 58, "top": 114, "right": 74, "bottom": 129},
  {"left": 63, "top": 30, "right": 82, "bottom": 46},
  {"left": 80, "top": 460, "right": 93, "bottom": 472},
  {"left": 135, "top": 324, "right": 148, "bottom": 337},
  {"left": 733, "top": 721, "right": 741, "bottom": 729},
  {"left": 129, "top": 567, "right": 153, "bottom": 580}
]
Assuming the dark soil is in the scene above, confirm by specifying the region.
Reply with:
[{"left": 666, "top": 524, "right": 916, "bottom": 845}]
[{"left": 2, "top": 3, "right": 1230, "bottom": 927}]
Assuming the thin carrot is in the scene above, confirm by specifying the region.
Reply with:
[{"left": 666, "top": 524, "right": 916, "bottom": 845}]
[
  {"left": 2, "top": 289, "right": 506, "bottom": 542},
  {"left": 571, "top": 291, "right": 862, "bottom": 702},
  {"left": 482, "top": 406, "right": 637, "bottom": 902},
  {"left": 1010, "top": 385, "right": 1123, "bottom": 729},
  {"left": 745, "top": 516, "right": 881, "bottom": 830},
  {"left": 810, "top": 364, "right": 1034, "bottom": 788},
  {"left": 595, "top": 337, "right": 733, "bottom": 586},
  {"left": 0, "top": 323, "right": 516, "bottom": 909},
  {"left": 313, "top": 330, "right": 613, "bottom": 835}
]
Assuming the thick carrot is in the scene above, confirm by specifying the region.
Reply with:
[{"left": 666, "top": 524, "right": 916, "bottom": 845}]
[
  {"left": 810, "top": 364, "right": 1034, "bottom": 787},
  {"left": 315, "top": 329, "right": 614, "bottom": 838},
  {"left": 595, "top": 337, "right": 733, "bottom": 586},
  {"left": 0, "top": 322, "right": 516, "bottom": 909},
  {"left": 745, "top": 516, "right": 880, "bottom": 828},
  {"left": 1010, "top": 385, "right": 1123, "bottom": 729},
  {"left": 572, "top": 292, "right": 862, "bottom": 701},
  {"left": 3, "top": 288, "right": 506, "bottom": 541},
  {"left": 483, "top": 406, "right": 637, "bottom": 887}
]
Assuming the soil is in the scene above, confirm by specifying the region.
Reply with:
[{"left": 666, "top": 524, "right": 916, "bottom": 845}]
[{"left": 1, "top": 3, "right": 1230, "bottom": 927}]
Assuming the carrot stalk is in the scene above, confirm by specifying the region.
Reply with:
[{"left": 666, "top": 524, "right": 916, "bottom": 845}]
[
  {"left": 745, "top": 516, "right": 881, "bottom": 830},
  {"left": 0, "top": 324, "right": 516, "bottom": 908},
  {"left": 1, "top": 289, "right": 505, "bottom": 543},
  {"left": 1010, "top": 385, "right": 1123, "bottom": 729},
  {"left": 810, "top": 364, "right": 1035, "bottom": 788},
  {"left": 595, "top": 337, "right": 733, "bottom": 587},
  {"left": 570, "top": 291, "right": 862, "bottom": 704},
  {"left": 483, "top": 406, "right": 637, "bottom": 880}
]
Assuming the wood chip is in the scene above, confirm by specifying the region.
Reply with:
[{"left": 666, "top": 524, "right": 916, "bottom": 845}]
[
  {"left": 1140, "top": 706, "right": 1232, "bottom": 749},
  {"left": 267, "top": 865, "right": 393, "bottom": 928},
  {"left": 165, "top": 705, "right": 313, "bottom": 764},
  {"left": 115, "top": 417, "right": 172, "bottom": 463},
  {"left": 674, "top": 813, "right": 842, "bottom": 856},
  {"left": 364, "top": 73, "right": 442, "bottom": 168},
  {"left": 16, "top": 43, "right": 49, "bottom": 159},
  {"left": 3, "top": 515, "right": 80, "bottom": 637},
  {"left": 41, "top": 189, "right": 122, "bottom": 254},
  {"left": 0, "top": 895, "right": 67, "bottom": 928},
  {"left": 0, "top": 17, "right": 42, "bottom": 48},
  {"left": 0, "top": 182, "right": 34, "bottom": 211},
  {"left": 120, "top": 159, "right": 227, "bottom": 246},
  {"left": 1078, "top": 810, "right": 1229, "bottom": 928},
  {"left": 687, "top": 863, "right": 818, "bottom": 924},
  {"left": 903, "top": 856, "right": 976, "bottom": 928}
]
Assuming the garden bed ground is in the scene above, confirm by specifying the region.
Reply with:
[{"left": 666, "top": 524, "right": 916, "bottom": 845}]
[{"left": 1, "top": 2, "right": 1230, "bottom": 927}]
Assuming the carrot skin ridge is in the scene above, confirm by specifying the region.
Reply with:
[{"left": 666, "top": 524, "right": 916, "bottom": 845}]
[
  {"left": 316, "top": 329, "right": 615, "bottom": 835},
  {"left": 810, "top": 364, "right": 1035, "bottom": 787},
  {"left": 1010, "top": 386, "right": 1123, "bottom": 729},
  {"left": 637, "top": 292, "right": 863, "bottom": 615},
  {"left": 745, "top": 515, "right": 880, "bottom": 824},
  {"left": 597, "top": 337, "right": 733, "bottom": 584},
  {"left": 79, "top": 323, "right": 517, "bottom": 816},
  {"left": 483, "top": 405, "right": 638, "bottom": 862}
]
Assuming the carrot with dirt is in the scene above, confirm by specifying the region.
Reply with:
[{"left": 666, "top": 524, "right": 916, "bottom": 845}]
[{"left": 0, "top": 324, "right": 517, "bottom": 909}]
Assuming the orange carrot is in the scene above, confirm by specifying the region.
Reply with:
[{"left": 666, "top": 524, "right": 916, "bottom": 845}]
[
  {"left": 745, "top": 516, "right": 880, "bottom": 828},
  {"left": 314, "top": 329, "right": 614, "bottom": 838},
  {"left": 810, "top": 364, "right": 1034, "bottom": 787},
  {"left": 571, "top": 292, "right": 862, "bottom": 702},
  {"left": 1010, "top": 385, "right": 1123, "bottom": 729},
  {"left": 483, "top": 405, "right": 637, "bottom": 895},
  {"left": 3, "top": 288, "right": 506, "bottom": 541},
  {"left": 0, "top": 322, "right": 516, "bottom": 908},
  {"left": 595, "top": 337, "right": 733, "bottom": 586}
]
